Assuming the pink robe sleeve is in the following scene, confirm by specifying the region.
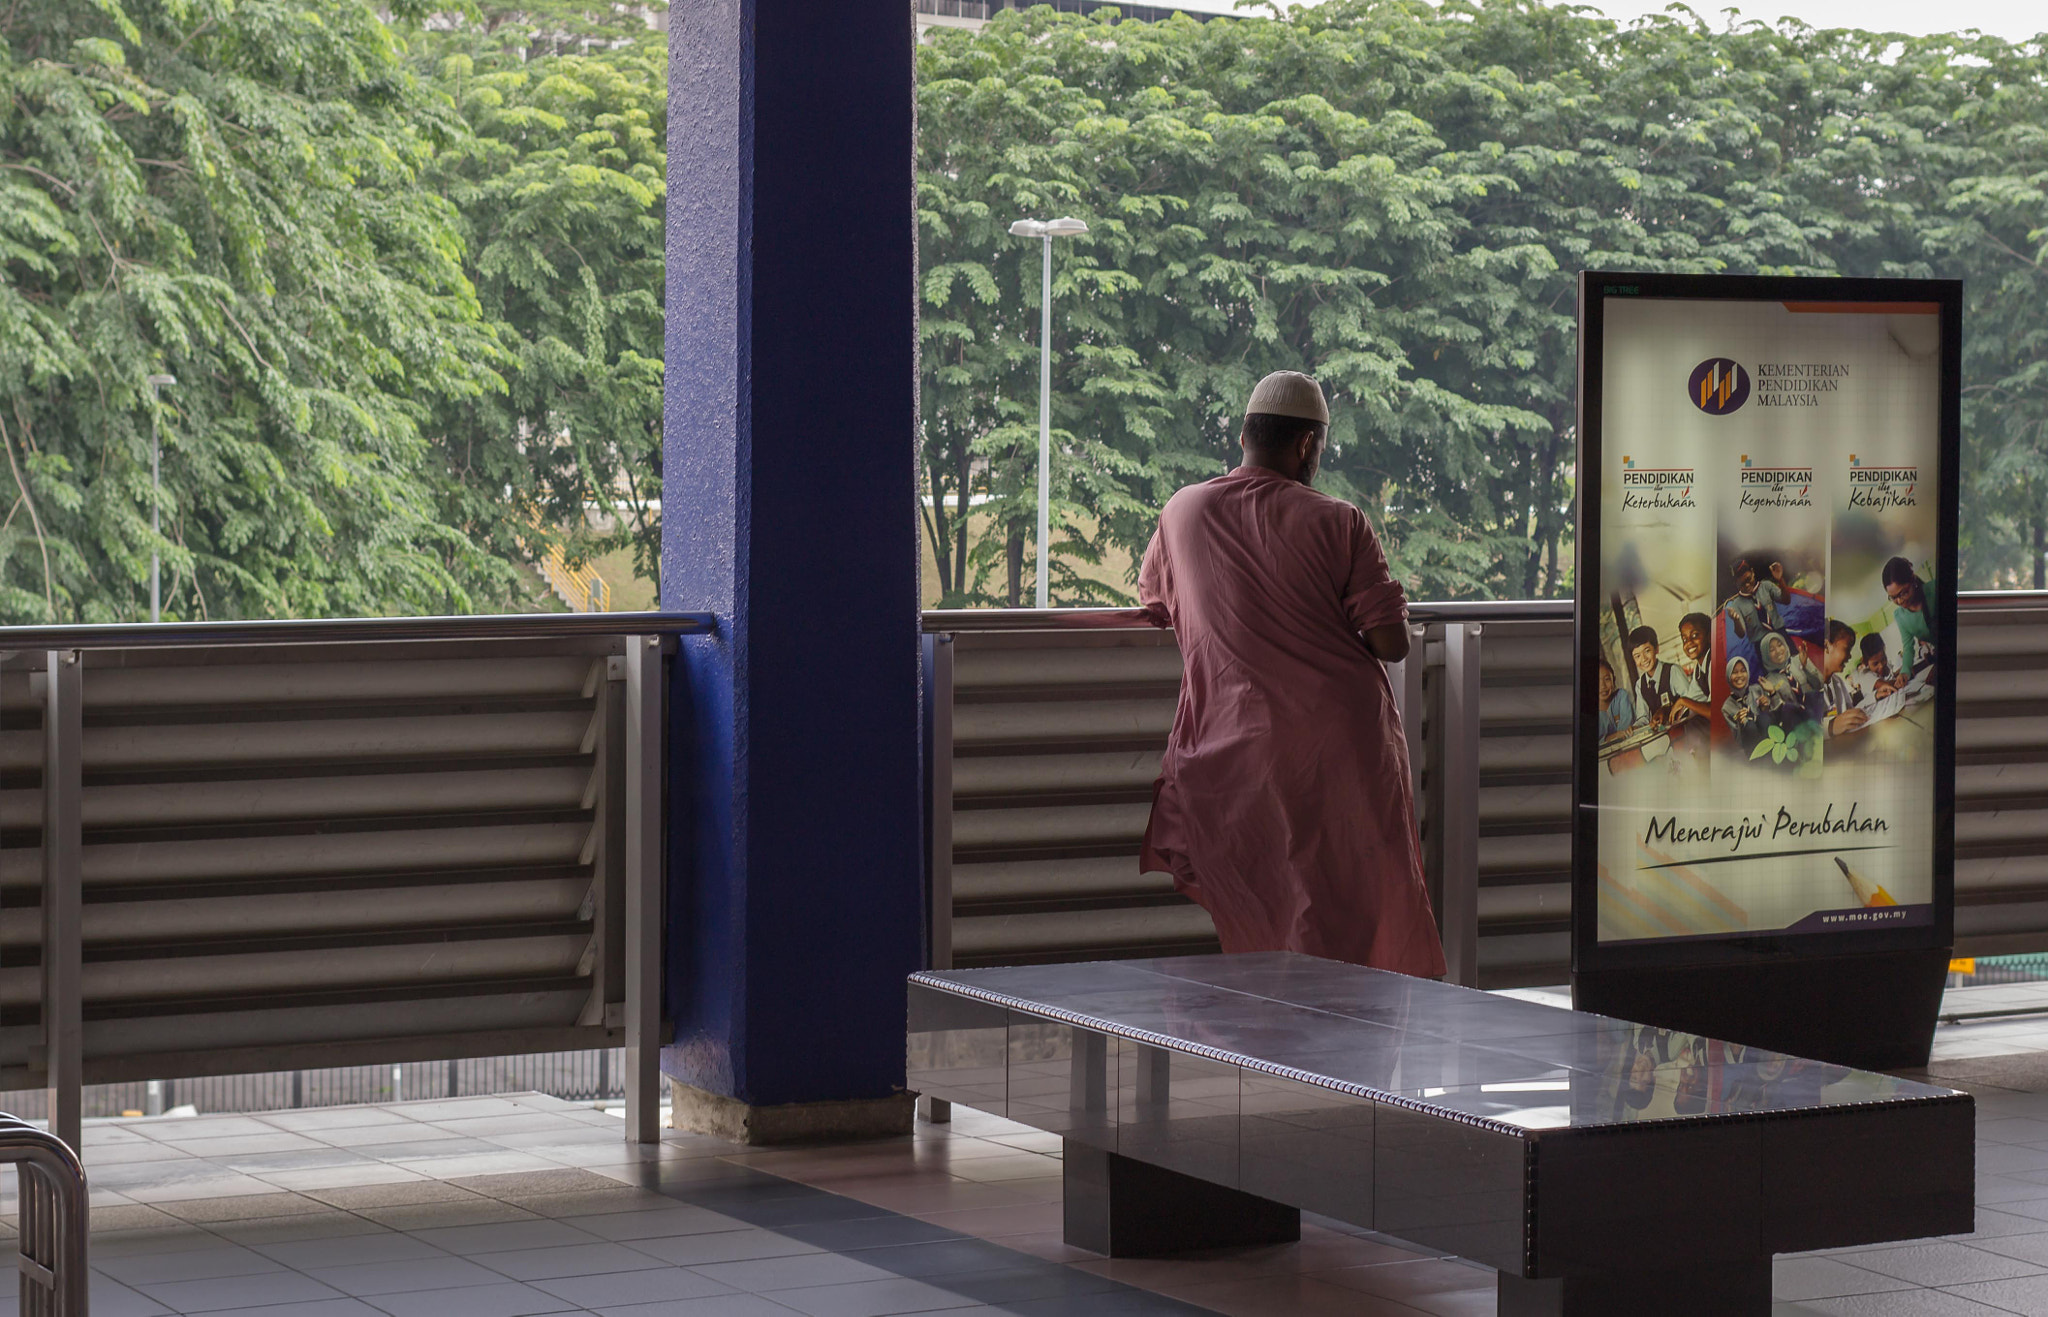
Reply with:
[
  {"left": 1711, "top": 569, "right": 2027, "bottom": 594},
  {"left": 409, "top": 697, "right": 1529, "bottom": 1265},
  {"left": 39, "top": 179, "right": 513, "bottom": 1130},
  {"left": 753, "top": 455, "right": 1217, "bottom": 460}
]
[
  {"left": 1341, "top": 508, "right": 1409, "bottom": 635},
  {"left": 1137, "top": 526, "right": 1172, "bottom": 629}
]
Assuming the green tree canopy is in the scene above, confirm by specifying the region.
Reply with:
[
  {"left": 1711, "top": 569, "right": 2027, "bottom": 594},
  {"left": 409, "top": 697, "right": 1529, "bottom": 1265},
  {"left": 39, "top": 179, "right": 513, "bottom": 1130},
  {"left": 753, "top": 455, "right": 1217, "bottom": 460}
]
[
  {"left": 0, "top": 0, "right": 516, "bottom": 623},
  {"left": 917, "top": 2, "right": 2048, "bottom": 603},
  {"left": 419, "top": 40, "right": 667, "bottom": 589}
]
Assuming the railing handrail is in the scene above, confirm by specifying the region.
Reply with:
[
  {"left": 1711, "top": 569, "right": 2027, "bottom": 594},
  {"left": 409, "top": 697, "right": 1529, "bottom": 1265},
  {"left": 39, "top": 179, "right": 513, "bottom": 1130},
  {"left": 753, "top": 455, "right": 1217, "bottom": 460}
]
[
  {"left": 0, "top": 609, "right": 714, "bottom": 651},
  {"left": 0, "top": 1113, "right": 89, "bottom": 1316},
  {"left": 922, "top": 590, "right": 2048, "bottom": 633}
]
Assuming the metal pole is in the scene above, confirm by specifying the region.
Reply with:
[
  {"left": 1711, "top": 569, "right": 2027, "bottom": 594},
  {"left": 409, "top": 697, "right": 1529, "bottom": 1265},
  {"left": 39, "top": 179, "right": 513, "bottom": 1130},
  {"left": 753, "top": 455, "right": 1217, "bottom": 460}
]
[
  {"left": 41, "top": 651, "right": 83, "bottom": 1153},
  {"left": 150, "top": 411, "right": 160, "bottom": 623},
  {"left": 623, "top": 634, "right": 665, "bottom": 1142},
  {"left": 1036, "top": 234, "right": 1052, "bottom": 611},
  {"left": 1439, "top": 623, "right": 1483, "bottom": 987}
]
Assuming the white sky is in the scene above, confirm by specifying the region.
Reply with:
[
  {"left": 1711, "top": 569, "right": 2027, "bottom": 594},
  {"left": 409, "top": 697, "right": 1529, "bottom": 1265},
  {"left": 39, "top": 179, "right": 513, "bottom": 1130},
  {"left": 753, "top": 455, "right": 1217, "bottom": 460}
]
[{"left": 1163, "top": 0, "right": 2044, "bottom": 42}]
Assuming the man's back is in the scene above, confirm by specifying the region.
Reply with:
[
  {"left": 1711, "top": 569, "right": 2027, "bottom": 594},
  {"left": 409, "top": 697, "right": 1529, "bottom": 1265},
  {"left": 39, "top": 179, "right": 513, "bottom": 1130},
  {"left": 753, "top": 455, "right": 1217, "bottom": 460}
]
[
  {"left": 1142, "top": 468, "right": 1407, "bottom": 711},
  {"left": 1138, "top": 464, "right": 1443, "bottom": 978}
]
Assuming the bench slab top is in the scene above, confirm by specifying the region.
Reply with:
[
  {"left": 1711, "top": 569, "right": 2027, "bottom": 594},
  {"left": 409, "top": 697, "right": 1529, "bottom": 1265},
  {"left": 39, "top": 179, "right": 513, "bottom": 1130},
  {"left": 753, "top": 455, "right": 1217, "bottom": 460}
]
[{"left": 911, "top": 951, "right": 1964, "bottom": 1137}]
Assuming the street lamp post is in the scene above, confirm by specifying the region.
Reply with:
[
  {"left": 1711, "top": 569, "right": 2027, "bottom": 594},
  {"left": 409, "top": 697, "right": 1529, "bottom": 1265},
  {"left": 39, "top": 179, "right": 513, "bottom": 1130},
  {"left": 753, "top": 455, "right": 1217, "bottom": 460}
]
[
  {"left": 1007, "top": 216, "right": 1088, "bottom": 609},
  {"left": 145, "top": 374, "right": 175, "bottom": 622}
]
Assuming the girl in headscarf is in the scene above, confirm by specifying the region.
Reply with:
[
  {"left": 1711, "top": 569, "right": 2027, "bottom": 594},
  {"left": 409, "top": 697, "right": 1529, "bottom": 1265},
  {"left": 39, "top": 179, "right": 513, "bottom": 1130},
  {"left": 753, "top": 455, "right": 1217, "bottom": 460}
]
[
  {"left": 1756, "top": 630, "right": 1823, "bottom": 729},
  {"left": 1721, "top": 656, "right": 1766, "bottom": 752}
]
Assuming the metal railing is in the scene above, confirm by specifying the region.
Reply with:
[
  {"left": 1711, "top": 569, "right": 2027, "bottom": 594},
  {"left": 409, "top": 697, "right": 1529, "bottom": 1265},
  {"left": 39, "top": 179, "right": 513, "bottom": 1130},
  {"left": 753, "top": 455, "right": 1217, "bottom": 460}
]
[
  {"left": 0, "top": 1112, "right": 88, "bottom": 1317},
  {"left": 922, "top": 593, "right": 2048, "bottom": 988},
  {"left": 0, "top": 1048, "right": 636, "bottom": 1120},
  {"left": 2, "top": 612, "right": 708, "bottom": 1149}
]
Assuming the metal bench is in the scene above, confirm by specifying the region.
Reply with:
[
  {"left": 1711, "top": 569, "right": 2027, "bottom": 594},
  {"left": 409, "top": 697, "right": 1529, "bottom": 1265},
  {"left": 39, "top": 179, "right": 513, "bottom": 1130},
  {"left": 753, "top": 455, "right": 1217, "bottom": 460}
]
[{"left": 907, "top": 951, "right": 1974, "bottom": 1317}]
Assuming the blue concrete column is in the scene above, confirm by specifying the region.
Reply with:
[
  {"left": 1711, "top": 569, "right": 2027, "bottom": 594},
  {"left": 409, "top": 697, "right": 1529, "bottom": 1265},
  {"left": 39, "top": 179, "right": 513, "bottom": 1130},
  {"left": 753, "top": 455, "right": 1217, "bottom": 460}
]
[{"left": 662, "top": 0, "right": 921, "bottom": 1129}]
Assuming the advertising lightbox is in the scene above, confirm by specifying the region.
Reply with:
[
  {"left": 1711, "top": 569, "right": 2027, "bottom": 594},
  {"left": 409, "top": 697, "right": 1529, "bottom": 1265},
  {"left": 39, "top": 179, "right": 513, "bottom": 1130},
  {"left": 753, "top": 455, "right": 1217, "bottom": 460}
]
[{"left": 1574, "top": 274, "right": 1959, "bottom": 976}]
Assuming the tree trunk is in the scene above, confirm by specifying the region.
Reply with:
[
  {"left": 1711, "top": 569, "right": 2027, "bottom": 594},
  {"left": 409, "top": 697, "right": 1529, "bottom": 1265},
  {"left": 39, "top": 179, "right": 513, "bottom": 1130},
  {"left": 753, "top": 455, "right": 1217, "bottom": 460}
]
[
  {"left": 1006, "top": 528, "right": 1024, "bottom": 607},
  {"left": 2035, "top": 515, "right": 2044, "bottom": 591},
  {"left": 953, "top": 452, "right": 971, "bottom": 594}
]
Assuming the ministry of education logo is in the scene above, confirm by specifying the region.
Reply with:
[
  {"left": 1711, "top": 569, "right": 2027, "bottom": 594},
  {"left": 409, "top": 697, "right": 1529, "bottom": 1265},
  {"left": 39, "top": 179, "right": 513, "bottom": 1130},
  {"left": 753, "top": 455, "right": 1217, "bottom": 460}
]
[{"left": 1688, "top": 358, "right": 1750, "bottom": 415}]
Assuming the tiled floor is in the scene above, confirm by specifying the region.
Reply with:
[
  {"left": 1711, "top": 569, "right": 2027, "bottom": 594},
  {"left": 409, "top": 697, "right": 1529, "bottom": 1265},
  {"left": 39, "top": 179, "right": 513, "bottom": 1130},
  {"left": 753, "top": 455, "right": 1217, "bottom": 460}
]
[{"left": 14, "top": 979, "right": 2048, "bottom": 1316}]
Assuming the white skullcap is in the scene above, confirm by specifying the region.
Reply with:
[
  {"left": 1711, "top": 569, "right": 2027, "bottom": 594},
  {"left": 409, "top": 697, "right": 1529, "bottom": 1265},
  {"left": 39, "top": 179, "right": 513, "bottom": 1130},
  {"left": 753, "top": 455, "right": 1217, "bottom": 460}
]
[{"left": 1244, "top": 370, "right": 1330, "bottom": 424}]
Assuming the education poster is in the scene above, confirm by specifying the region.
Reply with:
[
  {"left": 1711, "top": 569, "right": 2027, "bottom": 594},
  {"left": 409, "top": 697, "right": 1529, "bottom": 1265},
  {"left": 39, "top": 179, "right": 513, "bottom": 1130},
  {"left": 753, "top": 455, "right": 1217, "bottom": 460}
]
[{"left": 1583, "top": 286, "right": 1953, "bottom": 949}]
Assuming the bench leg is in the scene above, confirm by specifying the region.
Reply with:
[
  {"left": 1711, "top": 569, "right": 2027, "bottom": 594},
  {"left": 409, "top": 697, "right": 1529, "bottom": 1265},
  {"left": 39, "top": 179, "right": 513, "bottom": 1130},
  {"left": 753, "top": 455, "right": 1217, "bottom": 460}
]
[
  {"left": 1498, "top": 1262, "right": 1771, "bottom": 1316},
  {"left": 1062, "top": 1140, "right": 1299, "bottom": 1257}
]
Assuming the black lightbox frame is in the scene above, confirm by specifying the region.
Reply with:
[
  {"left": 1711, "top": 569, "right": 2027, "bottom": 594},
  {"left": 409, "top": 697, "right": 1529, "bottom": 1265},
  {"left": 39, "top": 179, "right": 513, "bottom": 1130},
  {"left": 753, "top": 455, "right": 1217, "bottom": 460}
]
[{"left": 1571, "top": 271, "right": 1961, "bottom": 991}]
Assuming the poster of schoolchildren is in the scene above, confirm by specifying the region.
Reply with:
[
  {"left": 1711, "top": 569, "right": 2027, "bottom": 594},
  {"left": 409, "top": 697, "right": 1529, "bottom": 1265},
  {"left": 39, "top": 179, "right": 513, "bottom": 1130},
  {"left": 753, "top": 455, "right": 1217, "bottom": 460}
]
[
  {"left": 1582, "top": 286, "right": 1953, "bottom": 947},
  {"left": 1711, "top": 543, "right": 1827, "bottom": 771}
]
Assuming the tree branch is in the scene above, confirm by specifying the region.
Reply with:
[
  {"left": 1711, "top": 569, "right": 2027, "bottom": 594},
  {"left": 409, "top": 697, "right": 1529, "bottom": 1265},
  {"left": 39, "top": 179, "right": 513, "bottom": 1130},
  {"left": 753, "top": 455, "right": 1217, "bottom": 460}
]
[{"left": 0, "top": 408, "right": 56, "bottom": 619}]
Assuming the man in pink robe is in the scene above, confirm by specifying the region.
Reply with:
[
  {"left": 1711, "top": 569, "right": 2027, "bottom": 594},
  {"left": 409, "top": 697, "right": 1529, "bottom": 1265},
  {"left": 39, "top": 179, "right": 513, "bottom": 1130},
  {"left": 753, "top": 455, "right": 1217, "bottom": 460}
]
[{"left": 1137, "top": 371, "right": 1447, "bottom": 978}]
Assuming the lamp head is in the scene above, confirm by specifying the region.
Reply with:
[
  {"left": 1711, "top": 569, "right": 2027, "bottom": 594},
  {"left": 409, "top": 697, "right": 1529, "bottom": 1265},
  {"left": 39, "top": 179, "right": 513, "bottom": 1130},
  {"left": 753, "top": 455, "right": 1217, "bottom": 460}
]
[
  {"left": 146, "top": 374, "right": 176, "bottom": 388},
  {"left": 1009, "top": 219, "right": 1045, "bottom": 238},
  {"left": 1044, "top": 217, "right": 1088, "bottom": 236}
]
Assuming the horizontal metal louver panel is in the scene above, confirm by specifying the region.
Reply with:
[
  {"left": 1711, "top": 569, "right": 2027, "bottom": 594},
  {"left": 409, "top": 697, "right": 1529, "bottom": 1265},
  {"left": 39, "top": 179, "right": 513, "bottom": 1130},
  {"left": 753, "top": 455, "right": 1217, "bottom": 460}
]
[
  {"left": 953, "top": 857, "right": 1174, "bottom": 906},
  {"left": 0, "top": 874, "right": 591, "bottom": 948},
  {"left": 951, "top": 904, "right": 1219, "bottom": 965},
  {"left": 75, "top": 991, "right": 600, "bottom": 1076},
  {"left": 76, "top": 711, "right": 598, "bottom": 770},
  {"left": 954, "top": 645, "right": 1181, "bottom": 691},
  {"left": 952, "top": 750, "right": 1162, "bottom": 800},
  {"left": 953, "top": 700, "right": 1175, "bottom": 749},
  {"left": 0, "top": 765, "right": 593, "bottom": 831},
  {"left": 3, "top": 637, "right": 634, "bottom": 1091},
  {"left": 952, "top": 802, "right": 1153, "bottom": 855},
  {"left": 79, "top": 657, "right": 600, "bottom": 707},
  {"left": 12, "top": 821, "right": 594, "bottom": 889},
  {"left": 0, "top": 931, "right": 592, "bottom": 1009},
  {"left": 929, "top": 599, "right": 2048, "bottom": 986}
]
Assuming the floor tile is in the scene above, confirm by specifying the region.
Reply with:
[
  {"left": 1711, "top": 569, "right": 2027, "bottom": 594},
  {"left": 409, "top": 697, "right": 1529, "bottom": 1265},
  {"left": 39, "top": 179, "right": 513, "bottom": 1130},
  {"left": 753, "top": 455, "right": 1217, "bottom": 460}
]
[
  {"left": 1792, "top": 1291, "right": 2028, "bottom": 1316},
  {"left": 1773, "top": 1256, "right": 1918, "bottom": 1302},
  {"left": 766, "top": 1276, "right": 984, "bottom": 1317},
  {"left": 363, "top": 1281, "right": 581, "bottom": 1317},
  {"left": 319, "top": 1124, "right": 469, "bottom": 1149},
  {"left": 262, "top": 1164, "right": 432, "bottom": 1192},
  {"left": 626, "top": 1229, "right": 826, "bottom": 1267},
  {"left": 777, "top": 1216, "right": 963, "bottom": 1252},
  {"left": 87, "top": 1274, "right": 176, "bottom": 1317},
  {"left": 305, "top": 1180, "right": 483, "bottom": 1210},
  {"left": 148, "top": 1118, "right": 282, "bottom": 1142},
  {"left": 1834, "top": 1242, "right": 2046, "bottom": 1287},
  {"left": 98, "top": 1245, "right": 290, "bottom": 1286},
  {"left": 255, "top": 1232, "right": 453, "bottom": 1269},
  {"left": 395, "top": 1154, "right": 566, "bottom": 1181},
  {"left": 359, "top": 1200, "right": 542, "bottom": 1231},
  {"left": 154, "top": 1134, "right": 328, "bottom": 1158},
  {"left": 137, "top": 1271, "right": 349, "bottom": 1312},
  {"left": 513, "top": 1189, "right": 680, "bottom": 1219},
  {"left": 562, "top": 1205, "right": 750, "bottom": 1242},
  {"left": 1945, "top": 1269, "right": 2048, "bottom": 1313},
  {"left": 91, "top": 1225, "right": 224, "bottom": 1258},
  {"left": 150, "top": 1192, "right": 329, "bottom": 1222},
  {"left": 262, "top": 1108, "right": 420, "bottom": 1133},
  {"left": 590, "top": 1298, "right": 812, "bottom": 1317},
  {"left": 690, "top": 1253, "right": 899, "bottom": 1293},
  {"left": 458, "top": 1170, "right": 652, "bottom": 1201},
  {"left": 186, "top": 1301, "right": 392, "bottom": 1317},
  {"left": 308, "top": 1256, "right": 514, "bottom": 1297},
  {"left": 410, "top": 1219, "right": 606, "bottom": 1255},
  {"left": 528, "top": 1268, "right": 739, "bottom": 1308},
  {"left": 837, "top": 1239, "right": 1036, "bottom": 1281},
  {"left": 216, "top": 1217, "right": 392, "bottom": 1250},
  {"left": 356, "top": 1139, "right": 507, "bottom": 1162},
  {"left": 389, "top": 1099, "right": 536, "bottom": 1122},
  {"left": 475, "top": 1241, "right": 674, "bottom": 1281}
]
